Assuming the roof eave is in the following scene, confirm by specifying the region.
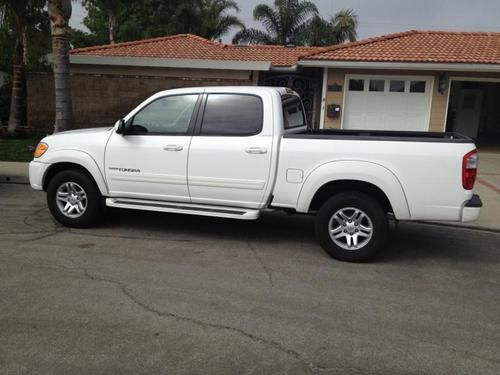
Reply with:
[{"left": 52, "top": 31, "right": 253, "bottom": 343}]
[
  {"left": 70, "top": 55, "right": 272, "bottom": 71},
  {"left": 269, "top": 64, "right": 298, "bottom": 72},
  {"left": 298, "top": 60, "right": 500, "bottom": 72}
]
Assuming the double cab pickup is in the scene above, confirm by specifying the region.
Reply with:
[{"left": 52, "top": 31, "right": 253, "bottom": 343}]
[{"left": 29, "top": 86, "right": 482, "bottom": 262}]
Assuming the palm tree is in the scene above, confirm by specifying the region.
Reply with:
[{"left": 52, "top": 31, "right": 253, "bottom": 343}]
[
  {"left": 331, "top": 9, "right": 358, "bottom": 43},
  {"left": 201, "top": 0, "right": 244, "bottom": 40},
  {"left": 48, "top": 0, "right": 73, "bottom": 132},
  {"left": 306, "top": 9, "right": 358, "bottom": 46},
  {"left": 232, "top": 0, "right": 318, "bottom": 45},
  {"left": 0, "top": 0, "right": 43, "bottom": 134}
]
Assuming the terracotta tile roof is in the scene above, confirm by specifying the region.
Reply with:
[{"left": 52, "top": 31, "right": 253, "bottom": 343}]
[
  {"left": 71, "top": 34, "right": 321, "bottom": 67},
  {"left": 303, "top": 30, "right": 500, "bottom": 64}
]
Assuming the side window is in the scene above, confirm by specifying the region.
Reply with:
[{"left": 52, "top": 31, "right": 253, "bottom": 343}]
[
  {"left": 348, "top": 79, "right": 364, "bottom": 91},
  {"left": 410, "top": 81, "right": 426, "bottom": 93},
  {"left": 282, "top": 95, "right": 306, "bottom": 129},
  {"left": 200, "top": 94, "right": 263, "bottom": 136},
  {"left": 131, "top": 94, "right": 198, "bottom": 134},
  {"left": 369, "top": 79, "right": 385, "bottom": 92}
]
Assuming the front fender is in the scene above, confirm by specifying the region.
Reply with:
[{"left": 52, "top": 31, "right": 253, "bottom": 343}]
[
  {"left": 42, "top": 149, "right": 109, "bottom": 195},
  {"left": 296, "top": 160, "right": 411, "bottom": 220}
]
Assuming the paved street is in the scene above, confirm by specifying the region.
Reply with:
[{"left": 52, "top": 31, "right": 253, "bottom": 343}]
[{"left": 1, "top": 183, "right": 500, "bottom": 375}]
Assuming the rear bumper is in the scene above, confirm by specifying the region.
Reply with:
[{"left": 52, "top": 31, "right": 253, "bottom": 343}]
[
  {"left": 29, "top": 161, "right": 50, "bottom": 190},
  {"left": 461, "top": 194, "right": 482, "bottom": 222}
]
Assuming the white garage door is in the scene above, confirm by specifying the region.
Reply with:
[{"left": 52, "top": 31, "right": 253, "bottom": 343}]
[{"left": 343, "top": 76, "right": 433, "bottom": 131}]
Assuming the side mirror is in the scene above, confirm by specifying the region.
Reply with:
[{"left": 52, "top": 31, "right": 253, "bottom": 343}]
[{"left": 115, "top": 119, "right": 126, "bottom": 134}]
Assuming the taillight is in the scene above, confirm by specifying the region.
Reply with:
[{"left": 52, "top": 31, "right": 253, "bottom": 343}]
[{"left": 462, "top": 149, "right": 478, "bottom": 190}]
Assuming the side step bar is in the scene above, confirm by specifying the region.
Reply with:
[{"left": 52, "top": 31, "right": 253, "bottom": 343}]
[{"left": 105, "top": 198, "right": 260, "bottom": 220}]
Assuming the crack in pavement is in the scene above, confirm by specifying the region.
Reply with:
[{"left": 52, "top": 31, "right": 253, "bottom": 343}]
[
  {"left": 0, "top": 228, "right": 195, "bottom": 243},
  {"left": 45, "top": 263, "right": 363, "bottom": 374},
  {"left": 405, "top": 334, "right": 500, "bottom": 366},
  {"left": 247, "top": 241, "right": 273, "bottom": 287}
]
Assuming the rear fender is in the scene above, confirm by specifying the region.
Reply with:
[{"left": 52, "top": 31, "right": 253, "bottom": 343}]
[{"left": 297, "top": 160, "right": 411, "bottom": 219}]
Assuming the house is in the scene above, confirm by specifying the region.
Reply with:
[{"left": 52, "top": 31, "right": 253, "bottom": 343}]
[
  {"left": 26, "top": 31, "right": 500, "bottom": 147},
  {"left": 26, "top": 34, "right": 322, "bottom": 131},
  {"left": 301, "top": 30, "right": 500, "bottom": 148}
]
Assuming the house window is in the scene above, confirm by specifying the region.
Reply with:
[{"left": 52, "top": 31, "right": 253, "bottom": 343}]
[
  {"left": 410, "top": 81, "right": 426, "bottom": 93},
  {"left": 390, "top": 80, "right": 405, "bottom": 92},
  {"left": 369, "top": 80, "right": 385, "bottom": 92},
  {"left": 349, "top": 79, "right": 364, "bottom": 91}
]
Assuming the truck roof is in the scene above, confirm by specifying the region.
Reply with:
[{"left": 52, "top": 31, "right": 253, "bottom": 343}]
[{"left": 150, "top": 86, "right": 297, "bottom": 98}]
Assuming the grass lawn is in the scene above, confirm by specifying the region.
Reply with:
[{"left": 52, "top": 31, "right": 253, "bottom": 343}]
[{"left": 0, "top": 137, "right": 42, "bottom": 162}]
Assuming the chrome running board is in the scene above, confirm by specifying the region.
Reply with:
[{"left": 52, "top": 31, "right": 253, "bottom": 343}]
[{"left": 105, "top": 198, "right": 260, "bottom": 220}]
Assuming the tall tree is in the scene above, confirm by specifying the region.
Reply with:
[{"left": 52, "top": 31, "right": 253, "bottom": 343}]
[
  {"left": 84, "top": 0, "right": 123, "bottom": 43},
  {"left": 232, "top": 0, "right": 318, "bottom": 45},
  {"left": 306, "top": 9, "right": 358, "bottom": 46},
  {"left": 82, "top": 0, "right": 206, "bottom": 43},
  {"left": 330, "top": 9, "right": 358, "bottom": 43},
  {"left": 0, "top": 0, "right": 45, "bottom": 134},
  {"left": 48, "top": 0, "right": 73, "bottom": 132},
  {"left": 199, "top": 0, "right": 244, "bottom": 40}
]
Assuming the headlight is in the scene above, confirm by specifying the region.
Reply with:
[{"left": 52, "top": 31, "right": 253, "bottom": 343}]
[{"left": 34, "top": 142, "right": 49, "bottom": 158}]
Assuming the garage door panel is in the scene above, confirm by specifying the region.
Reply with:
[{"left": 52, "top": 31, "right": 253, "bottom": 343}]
[
  {"left": 345, "top": 113, "right": 367, "bottom": 129},
  {"left": 343, "top": 77, "right": 432, "bottom": 132}
]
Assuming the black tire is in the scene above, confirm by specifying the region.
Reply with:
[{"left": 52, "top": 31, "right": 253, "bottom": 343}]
[
  {"left": 47, "top": 169, "right": 103, "bottom": 228},
  {"left": 315, "top": 192, "right": 388, "bottom": 262}
]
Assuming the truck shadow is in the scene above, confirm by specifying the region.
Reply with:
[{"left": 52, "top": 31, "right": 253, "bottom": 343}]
[
  {"left": 380, "top": 222, "right": 500, "bottom": 264},
  {"left": 101, "top": 208, "right": 499, "bottom": 264},
  {"left": 104, "top": 207, "right": 317, "bottom": 244}
]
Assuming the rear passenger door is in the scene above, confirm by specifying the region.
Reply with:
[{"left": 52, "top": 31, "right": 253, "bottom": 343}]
[{"left": 187, "top": 93, "right": 273, "bottom": 209}]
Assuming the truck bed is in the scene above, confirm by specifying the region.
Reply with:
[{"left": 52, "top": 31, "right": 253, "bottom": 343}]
[{"left": 284, "top": 129, "right": 474, "bottom": 143}]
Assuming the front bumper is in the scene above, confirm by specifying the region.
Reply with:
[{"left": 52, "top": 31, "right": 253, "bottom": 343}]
[
  {"left": 29, "top": 161, "right": 50, "bottom": 190},
  {"left": 461, "top": 194, "right": 482, "bottom": 222}
]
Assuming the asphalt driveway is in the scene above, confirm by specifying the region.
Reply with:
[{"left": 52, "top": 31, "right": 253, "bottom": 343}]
[{"left": 1, "top": 184, "right": 500, "bottom": 375}]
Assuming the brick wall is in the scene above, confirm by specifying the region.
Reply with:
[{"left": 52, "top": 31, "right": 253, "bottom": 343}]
[{"left": 27, "top": 66, "right": 255, "bottom": 133}]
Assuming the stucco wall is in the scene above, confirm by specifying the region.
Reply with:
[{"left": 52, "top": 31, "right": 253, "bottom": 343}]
[
  {"left": 322, "top": 68, "right": 500, "bottom": 132},
  {"left": 27, "top": 65, "right": 256, "bottom": 132}
]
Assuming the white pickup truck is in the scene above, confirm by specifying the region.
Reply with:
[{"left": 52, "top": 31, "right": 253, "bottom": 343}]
[{"left": 30, "top": 86, "right": 482, "bottom": 262}]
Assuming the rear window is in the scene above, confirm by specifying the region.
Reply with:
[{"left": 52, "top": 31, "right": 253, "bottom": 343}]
[
  {"left": 282, "top": 95, "right": 306, "bottom": 129},
  {"left": 200, "top": 94, "right": 263, "bottom": 136}
]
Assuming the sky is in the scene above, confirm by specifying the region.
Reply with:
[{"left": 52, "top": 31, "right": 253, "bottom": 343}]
[{"left": 70, "top": 0, "right": 500, "bottom": 42}]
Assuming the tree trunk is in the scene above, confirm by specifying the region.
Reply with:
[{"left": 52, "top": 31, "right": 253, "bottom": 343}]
[
  {"left": 22, "top": 28, "right": 29, "bottom": 65},
  {"left": 48, "top": 0, "right": 73, "bottom": 133},
  {"left": 7, "top": 37, "right": 25, "bottom": 135},
  {"left": 109, "top": 14, "right": 116, "bottom": 44}
]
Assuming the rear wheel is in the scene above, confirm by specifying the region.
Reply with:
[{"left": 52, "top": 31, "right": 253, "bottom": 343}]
[
  {"left": 315, "top": 192, "right": 388, "bottom": 262},
  {"left": 47, "top": 169, "right": 103, "bottom": 228}
]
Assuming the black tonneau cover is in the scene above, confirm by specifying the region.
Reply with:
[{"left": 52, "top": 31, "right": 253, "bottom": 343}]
[{"left": 284, "top": 129, "right": 474, "bottom": 143}]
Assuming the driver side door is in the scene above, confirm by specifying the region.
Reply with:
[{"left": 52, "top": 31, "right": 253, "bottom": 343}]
[{"left": 105, "top": 94, "right": 200, "bottom": 202}]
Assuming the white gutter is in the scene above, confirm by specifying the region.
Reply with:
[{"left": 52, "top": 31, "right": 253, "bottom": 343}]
[
  {"left": 270, "top": 64, "right": 298, "bottom": 72},
  {"left": 70, "top": 55, "right": 272, "bottom": 71},
  {"left": 299, "top": 60, "right": 500, "bottom": 72}
]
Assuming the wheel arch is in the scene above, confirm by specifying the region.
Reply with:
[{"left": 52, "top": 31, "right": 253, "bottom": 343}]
[
  {"left": 297, "top": 161, "right": 411, "bottom": 220},
  {"left": 309, "top": 180, "right": 393, "bottom": 213},
  {"left": 42, "top": 150, "right": 108, "bottom": 195}
]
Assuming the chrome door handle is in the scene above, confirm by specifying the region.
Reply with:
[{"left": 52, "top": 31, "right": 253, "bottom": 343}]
[
  {"left": 245, "top": 147, "right": 267, "bottom": 154},
  {"left": 163, "top": 144, "right": 183, "bottom": 151}
]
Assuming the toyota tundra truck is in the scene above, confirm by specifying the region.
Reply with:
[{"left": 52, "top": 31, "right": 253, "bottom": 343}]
[{"left": 29, "top": 86, "right": 482, "bottom": 262}]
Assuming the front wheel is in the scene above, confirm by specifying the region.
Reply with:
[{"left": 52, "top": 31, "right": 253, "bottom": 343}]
[
  {"left": 315, "top": 192, "right": 388, "bottom": 262},
  {"left": 47, "top": 169, "right": 103, "bottom": 228}
]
